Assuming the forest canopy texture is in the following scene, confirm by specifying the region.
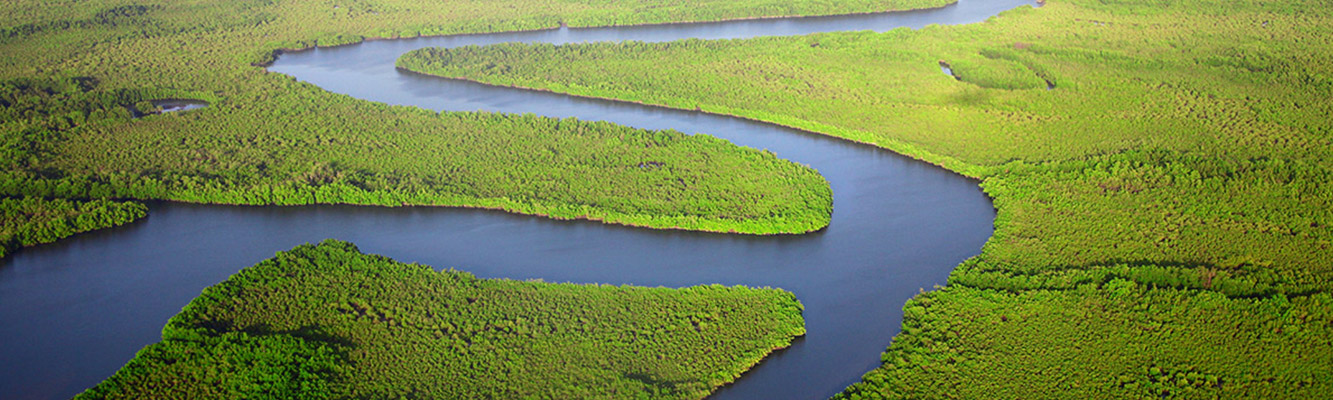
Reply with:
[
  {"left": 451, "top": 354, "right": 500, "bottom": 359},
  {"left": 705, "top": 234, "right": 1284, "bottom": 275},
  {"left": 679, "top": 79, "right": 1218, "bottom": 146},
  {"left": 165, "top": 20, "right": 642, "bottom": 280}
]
[
  {"left": 77, "top": 240, "right": 806, "bottom": 399},
  {"left": 0, "top": 196, "right": 145, "bottom": 258},
  {"left": 5, "top": 0, "right": 1332, "bottom": 398},
  {"left": 1, "top": 1, "right": 930, "bottom": 399},
  {"left": 0, "top": 0, "right": 965, "bottom": 243},
  {"left": 397, "top": 0, "right": 1333, "bottom": 398}
]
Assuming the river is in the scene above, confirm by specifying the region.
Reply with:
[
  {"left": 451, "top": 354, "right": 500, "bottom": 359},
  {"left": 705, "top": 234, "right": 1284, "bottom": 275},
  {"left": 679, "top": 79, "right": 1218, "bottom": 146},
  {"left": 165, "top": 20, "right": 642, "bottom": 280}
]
[{"left": 0, "top": 1, "right": 1035, "bottom": 399}]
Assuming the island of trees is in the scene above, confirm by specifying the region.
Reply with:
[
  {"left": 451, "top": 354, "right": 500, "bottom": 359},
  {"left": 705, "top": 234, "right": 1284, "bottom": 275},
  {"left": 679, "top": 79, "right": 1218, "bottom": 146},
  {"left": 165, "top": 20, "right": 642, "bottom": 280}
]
[{"left": 78, "top": 240, "right": 806, "bottom": 399}]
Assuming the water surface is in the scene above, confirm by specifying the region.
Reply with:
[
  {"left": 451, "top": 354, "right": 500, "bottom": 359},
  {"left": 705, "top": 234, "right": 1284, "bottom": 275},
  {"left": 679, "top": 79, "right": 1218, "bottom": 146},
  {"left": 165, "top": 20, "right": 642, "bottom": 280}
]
[
  {"left": 152, "top": 99, "right": 209, "bottom": 113},
  {"left": 0, "top": 1, "right": 1034, "bottom": 399}
]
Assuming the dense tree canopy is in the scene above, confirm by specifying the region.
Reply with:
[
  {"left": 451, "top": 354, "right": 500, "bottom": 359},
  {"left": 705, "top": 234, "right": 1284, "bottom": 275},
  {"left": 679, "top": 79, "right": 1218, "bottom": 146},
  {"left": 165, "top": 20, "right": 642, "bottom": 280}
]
[
  {"left": 397, "top": 0, "right": 1333, "bottom": 397},
  {"left": 0, "top": 0, "right": 958, "bottom": 238},
  {"left": 0, "top": 196, "right": 145, "bottom": 259},
  {"left": 78, "top": 240, "right": 806, "bottom": 399}
]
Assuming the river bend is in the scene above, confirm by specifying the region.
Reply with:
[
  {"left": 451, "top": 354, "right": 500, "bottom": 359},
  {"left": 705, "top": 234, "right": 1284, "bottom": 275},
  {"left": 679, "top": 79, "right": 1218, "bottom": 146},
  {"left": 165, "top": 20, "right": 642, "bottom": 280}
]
[{"left": 0, "top": 1, "right": 1034, "bottom": 398}]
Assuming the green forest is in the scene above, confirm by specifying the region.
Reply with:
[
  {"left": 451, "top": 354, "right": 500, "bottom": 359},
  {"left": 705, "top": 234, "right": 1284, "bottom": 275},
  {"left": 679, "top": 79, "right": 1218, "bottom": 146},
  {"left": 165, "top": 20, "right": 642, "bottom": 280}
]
[
  {"left": 78, "top": 240, "right": 806, "bottom": 399},
  {"left": 0, "top": 196, "right": 145, "bottom": 258},
  {"left": 398, "top": 0, "right": 1333, "bottom": 397},
  {"left": 8, "top": 0, "right": 1333, "bottom": 397},
  {"left": 0, "top": 1, "right": 932, "bottom": 398},
  {"left": 0, "top": 0, "right": 940, "bottom": 253}
]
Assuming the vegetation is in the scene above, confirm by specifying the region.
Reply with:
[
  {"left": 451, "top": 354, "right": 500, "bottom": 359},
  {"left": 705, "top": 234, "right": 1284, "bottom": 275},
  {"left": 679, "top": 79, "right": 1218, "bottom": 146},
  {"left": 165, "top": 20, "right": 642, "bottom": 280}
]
[
  {"left": 838, "top": 285, "right": 1332, "bottom": 399},
  {"left": 0, "top": 196, "right": 145, "bottom": 259},
  {"left": 397, "top": 0, "right": 1333, "bottom": 397},
  {"left": 0, "top": 0, "right": 991, "bottom": 236},
  {"left": 2, "top": 72, "right": 833, "bottom": 234},
  {"left": 78, "top": 240, "right": 805, "bottom": 399}
]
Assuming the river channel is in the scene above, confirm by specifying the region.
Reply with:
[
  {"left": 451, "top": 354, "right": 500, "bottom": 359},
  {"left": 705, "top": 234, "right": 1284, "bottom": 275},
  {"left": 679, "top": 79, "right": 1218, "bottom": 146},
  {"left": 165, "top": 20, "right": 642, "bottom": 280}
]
[{"left": 0, "top": 1, "right": 1035, "bottom": 398}]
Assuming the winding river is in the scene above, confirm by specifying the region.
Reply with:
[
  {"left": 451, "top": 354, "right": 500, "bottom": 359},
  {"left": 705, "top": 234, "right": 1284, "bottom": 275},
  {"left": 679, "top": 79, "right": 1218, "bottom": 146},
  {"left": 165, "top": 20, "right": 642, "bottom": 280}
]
[{"left": 0, "top": 1, "right": 1036, "bottom": 399}]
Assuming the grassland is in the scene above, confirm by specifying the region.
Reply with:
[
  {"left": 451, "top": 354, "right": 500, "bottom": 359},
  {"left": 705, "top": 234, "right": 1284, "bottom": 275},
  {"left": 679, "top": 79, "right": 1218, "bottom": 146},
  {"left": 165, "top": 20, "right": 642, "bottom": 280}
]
[
  {"left": 0, "top": 0, "right": 980, "bottom": 237},
  {"left": 77, "top": 240, "right": 805, "bottom": 399},
  {"left": 397, "top": 0, "right": 1333, "bottom": 397}
]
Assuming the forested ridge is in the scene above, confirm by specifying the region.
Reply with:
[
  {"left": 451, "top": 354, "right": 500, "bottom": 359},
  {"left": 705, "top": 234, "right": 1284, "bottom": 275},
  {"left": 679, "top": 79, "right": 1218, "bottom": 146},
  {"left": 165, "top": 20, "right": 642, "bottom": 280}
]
[
  {"left": 77, "top": 240, "right": 806, "bottom": 399},
  {"left": 0, "top": 0, "right": 967, "bottom": 246},
  {"left": 398, "top": 0, "right": 1333, "bottom": 397}
]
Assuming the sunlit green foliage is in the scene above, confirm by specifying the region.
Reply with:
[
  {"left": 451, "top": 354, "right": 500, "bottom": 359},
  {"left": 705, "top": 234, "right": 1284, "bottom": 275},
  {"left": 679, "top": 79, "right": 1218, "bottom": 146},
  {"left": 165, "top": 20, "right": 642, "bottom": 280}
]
[
  {"left": 78, "top": 240, "right": 806, "bottom": 399},
  {"left": 0, "top": 196, "right": 146, "bottom": 259},
  {"left": 837, "top": 284, "right": 1333, "bottom": 399},
  {"left": 398, "top": 0, "right": 1333, "bottom": 397},
  {"left": 0, "top": 0, "right": 975, "bottom": 235},
  {"left": 1, "top": 72, "right": 831, "bottom": 234},
  {"left": 0, "top": 75, "right": 834, "bottom": 234}
]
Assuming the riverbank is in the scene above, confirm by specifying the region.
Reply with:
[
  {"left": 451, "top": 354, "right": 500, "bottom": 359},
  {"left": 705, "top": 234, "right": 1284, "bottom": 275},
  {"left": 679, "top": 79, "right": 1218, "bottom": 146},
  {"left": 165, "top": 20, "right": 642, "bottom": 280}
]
[
  {"left": 0, "top": 1, "right": 980, "bottom": 399},
  {"left": 394, "top": 0, "right": 1333, "bottom": 397},
  {"left": 0, "top": 197, "right": 146, "bottom": 259},
  {"left": 1, "top": 0, "right": 942, "bottom": 242},
  {"left": 77, "top": 240, "right": 806, "bottom": 399}
]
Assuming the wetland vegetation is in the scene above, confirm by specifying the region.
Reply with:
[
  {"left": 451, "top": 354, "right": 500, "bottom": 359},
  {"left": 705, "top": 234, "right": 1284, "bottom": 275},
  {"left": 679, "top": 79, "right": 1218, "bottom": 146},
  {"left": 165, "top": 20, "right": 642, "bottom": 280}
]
[
  {"left": 4, "top": 0, "right": 1330, "bottom": 397},
  {"left": 0, "top": 0, "right": 914, "bottom": 239},
  {"left": 77, "top": 240, "right": 805, "bottom": 399},
  {"left": 0, "top": 196, "right": 145, "bottom": 259},
  {"left": 398, "top": 0, "right": 1333, "bottom": 397},
  {"left": 2, "top": 0, "right": 939, "bottom": 398}
]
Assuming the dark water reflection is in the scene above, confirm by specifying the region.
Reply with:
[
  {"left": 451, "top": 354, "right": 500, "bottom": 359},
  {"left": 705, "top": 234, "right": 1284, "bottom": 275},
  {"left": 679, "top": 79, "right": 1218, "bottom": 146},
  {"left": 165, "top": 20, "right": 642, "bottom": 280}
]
[
  {"left": 152, "top": 99, "right": 208, "bottom": 113},
  {"left": 0, "top": 1, "right": 1035, "bottom": 399}
]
